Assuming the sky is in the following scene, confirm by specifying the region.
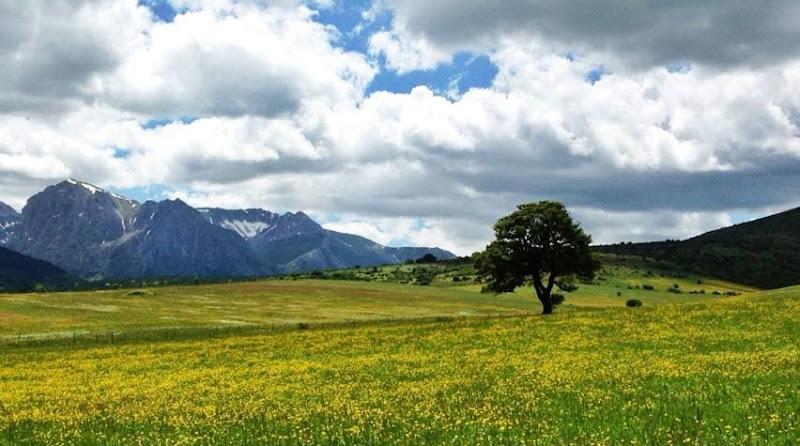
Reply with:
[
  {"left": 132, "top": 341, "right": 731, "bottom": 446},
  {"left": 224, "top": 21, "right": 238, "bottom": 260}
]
[{"left": 1, "top": 0, "right": 800, "bottom": 255}]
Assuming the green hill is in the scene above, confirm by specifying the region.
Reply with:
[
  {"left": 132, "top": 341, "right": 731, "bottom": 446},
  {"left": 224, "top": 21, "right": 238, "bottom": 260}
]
[
  {"left": 597, "top": 206, "right": 800, "bottom": 289},
  {"left": 0, "top": 247, "right": 77, "bottom": 292}
]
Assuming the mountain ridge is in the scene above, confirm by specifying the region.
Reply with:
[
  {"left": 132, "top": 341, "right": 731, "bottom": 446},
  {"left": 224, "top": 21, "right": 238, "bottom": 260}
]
[
  {"left": 5, "top": 180, "right": 455, "bottom": 280},
  {"left": 596, "top": 206, "right": 800, "bottom": 289}
]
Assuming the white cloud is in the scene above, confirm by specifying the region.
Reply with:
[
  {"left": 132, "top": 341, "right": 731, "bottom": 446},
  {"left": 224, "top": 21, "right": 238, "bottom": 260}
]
[
  {"left": 2, "top": 1, "right": 800, "bottom": 256},
  {"left": 99, "top": 2, "right": 375, "bottom": 117},
  {"left": 368, "top": 29, "right": 450, "bottom": 73},
  {"left": 377, "top": 0, "right": 800, "bottom": 70}
]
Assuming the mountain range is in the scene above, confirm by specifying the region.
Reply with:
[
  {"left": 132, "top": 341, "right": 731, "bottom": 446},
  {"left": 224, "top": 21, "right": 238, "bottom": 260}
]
[{"left": 1, "top": 180, "right": 454, "bottom": 280}]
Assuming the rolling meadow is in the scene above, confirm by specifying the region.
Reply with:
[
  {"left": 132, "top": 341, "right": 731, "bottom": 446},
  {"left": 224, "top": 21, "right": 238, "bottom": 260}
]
[{"left": 0, "top": 256, "right": 797, "bottom": 445}]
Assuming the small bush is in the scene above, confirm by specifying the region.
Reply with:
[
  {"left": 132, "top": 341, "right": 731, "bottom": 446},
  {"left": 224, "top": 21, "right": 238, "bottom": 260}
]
[
  {"left": 667, "top": 287, "right": 681, "bottom": 294},
  {"left": 626, "top": 299, "right": 643, "bottom": 307},
  {"left": 125, "top": 290, "right": 153, "bottom": 297},
  {"left": 551, "top": 294, "right": 565, "bottom": 306},
  {"left": 555, "top": 276, "right": 579, "bottom": 292},
  {"left": 642, "top": 284, "right": 655, "bottom": 291},
  {"left": 616, "top": 291, "right": 622, "bottom": 297}
]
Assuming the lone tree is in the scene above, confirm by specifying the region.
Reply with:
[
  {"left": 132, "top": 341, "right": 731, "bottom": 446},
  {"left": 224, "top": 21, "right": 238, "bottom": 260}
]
[{"left": 475, "top": 201, "right": 599, "bottom": 314}]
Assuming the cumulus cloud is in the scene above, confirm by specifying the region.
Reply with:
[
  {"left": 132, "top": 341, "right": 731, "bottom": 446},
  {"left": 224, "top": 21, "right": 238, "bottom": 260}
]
[
  {"left": 2, "top": 1, "right": 800, "bottom": 255},
  {"left": 100, "top": 3, "right": 375, "bottom": 117},
  {"left": 368, "top": 28, "right": 451, "bottom": 73},
  {"left": 378, "top": 0, "right": 800, "bottom": 71}
]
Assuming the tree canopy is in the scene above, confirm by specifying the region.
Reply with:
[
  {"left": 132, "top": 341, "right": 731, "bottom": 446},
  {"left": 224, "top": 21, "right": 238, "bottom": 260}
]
[{"left": 475, "top": 201, "right": 599, "bottom": 314}]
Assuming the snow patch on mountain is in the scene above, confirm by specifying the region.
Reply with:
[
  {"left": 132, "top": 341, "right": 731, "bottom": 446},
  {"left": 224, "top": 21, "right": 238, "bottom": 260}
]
[
  {"left": 219, "top": 219, "right": 272, "bottom": 238},
  {"left": 66, "top": 179, "right": 136, "bottom": 203}
]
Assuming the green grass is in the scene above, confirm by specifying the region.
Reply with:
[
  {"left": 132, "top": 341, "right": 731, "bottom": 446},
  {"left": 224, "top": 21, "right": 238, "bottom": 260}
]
[
  {"left": 0, "top": 258, "right": 794, "bottom": 444},
  {"left": 0, "top": 280, "right": 546, "bottom": 345},
  {"left": 0, "top": 287, "right": 797, "bottom": 444},
  {"left": 0, "top": 254, "right": 755, "bottom": 346}
]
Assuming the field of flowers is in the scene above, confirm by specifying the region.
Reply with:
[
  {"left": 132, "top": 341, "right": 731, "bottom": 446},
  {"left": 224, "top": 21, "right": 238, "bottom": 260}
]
[{"left": 1, "top": 287, "right": 798, "bottom": 445}]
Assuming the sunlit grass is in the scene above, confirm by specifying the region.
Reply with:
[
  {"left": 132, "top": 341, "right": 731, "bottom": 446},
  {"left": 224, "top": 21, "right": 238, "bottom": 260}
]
[{"left": 0, "top": 286, "right": 798, "bottom": 444}]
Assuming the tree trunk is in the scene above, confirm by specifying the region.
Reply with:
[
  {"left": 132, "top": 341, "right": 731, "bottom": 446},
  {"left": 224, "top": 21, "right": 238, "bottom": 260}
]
[
  {"left": 533, "top": 277, "right": 554, "bottom": 315},
  {"left": 540, "top": 295, "right": 553, "bottom": 315}
]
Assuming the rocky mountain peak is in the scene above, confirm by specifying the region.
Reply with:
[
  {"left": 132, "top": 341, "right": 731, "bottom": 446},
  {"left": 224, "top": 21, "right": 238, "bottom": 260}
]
[{"left": 0, "top": 202, "right": 19, "bottom": 218}]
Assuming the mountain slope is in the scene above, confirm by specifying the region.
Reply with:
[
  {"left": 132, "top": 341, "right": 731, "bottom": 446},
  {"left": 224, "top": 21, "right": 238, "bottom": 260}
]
[
  {"left": 103, "top": 200, "right": 268, "bottom": 279},
  {"left": 8, "top": 180, "right": 138, "bottom": 276},
  {"left": 197, "top": 208, "right": 280, "bottom": 238},
  {"left": 0, "top": 247, "right": 76, "bottom": 292},
  {"left": 202, "top": 208, "right": 456, "bottom": 273},
  {"left": 0, "top": 202, "right": 20, "bottom": 245},
  {"left": 9, "top": 181, "right": 266, "bottom": 279},
  {"left": 597, "top": 206, "right": 800, "bottom": 289}
]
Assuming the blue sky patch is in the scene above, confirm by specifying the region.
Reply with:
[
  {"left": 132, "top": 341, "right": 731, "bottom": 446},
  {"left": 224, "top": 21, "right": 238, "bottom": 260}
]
[
  {"left": 141, "top": 116, "right": 198, "bottom": 130},
  {"left": 367, "top": 52, "right": 498, "bottom": 98},
  {"left": 562, "top": 51, "right": 579, "bottom": 62},
  {"left": 666, "top": 61, "right": 692, "bottom": 74},
  {"left": 309, "top": 2, "right": 497, "bottom": 99},
  {"left": 585, "top": 65, "right": 611, "bottom": 85},
  {"left": 138, "top": 0, "right": 179, "bottom": 23},
  {"left": 309, "top": 0, "right": 390, "bottom": 53},
  {"left": 112, "top": 147, "right": 132, "bottom": 159},
  {"left": 111, "top": 184, "right": 169, "bottom": 203}
]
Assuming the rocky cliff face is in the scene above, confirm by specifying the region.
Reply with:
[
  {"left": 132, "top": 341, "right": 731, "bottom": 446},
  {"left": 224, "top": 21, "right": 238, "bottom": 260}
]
[
  {"left": 103, "top": 200, "right": 266, "bottom": 279},
  {"left": 8, "top": 180, "right": 137, "bottom": 277}
]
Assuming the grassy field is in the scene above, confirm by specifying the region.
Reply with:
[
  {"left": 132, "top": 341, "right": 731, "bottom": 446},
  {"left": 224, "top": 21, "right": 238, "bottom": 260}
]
[
  {"left": 0, "top": 254, "right": 754, "bottom": 346},
  {"left": 0, "top": 286, "right": 798, "bottom": 444},
  {"left": 0, "top": 280, "right": 546, "bottom": 345},
  {"left": 0, "top": 258, "right": 795, "bottom": 444}
]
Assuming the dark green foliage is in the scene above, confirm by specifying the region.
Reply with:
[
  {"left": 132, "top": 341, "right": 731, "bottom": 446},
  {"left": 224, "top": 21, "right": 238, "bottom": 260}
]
[
  {"left": 0, "top": 247, "right": 80, "bottom": 292},
  {"left": 555, "top": 275, "right": 579, "bottom": 292},
  {"left": 413, "top": 267, "right": 435, "bottom": 285},
  {"left": 642, "top": 284, "right": 655, "bottom": 291},
  {"left": 551, "top": 293, "right": 565, "bottom": 306},
  {"left": 626, "top": 299, "right": 643, "bottom": 307},
  {"left": 416, "top": 253, "right": 438, "bottom": 264},
  {"left": 475, "top": 201, "right": 599, "bottom": 314},
  {"left": 667, "top": 287, "right": 682, "bottom": 294}
]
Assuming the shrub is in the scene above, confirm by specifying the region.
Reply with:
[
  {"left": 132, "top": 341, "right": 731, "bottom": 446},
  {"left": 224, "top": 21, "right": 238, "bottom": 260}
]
[
  {"left": 642, "top": 284, "right": 655, "bottom": 291},
  {"left": 555, "top": 276, "right": 579, "bottom": 292},
  {"left": 551, "top": 293, "right": 565, "bottom": 306},
  {"left": 667, "top": 287, "right": 681, "bottom": 294},
  {"left": 616, "top": 291, "right": 622, "bottom": 297},
  {"left": 626, "top": 299, "right": 643, "bottom": 307}
]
